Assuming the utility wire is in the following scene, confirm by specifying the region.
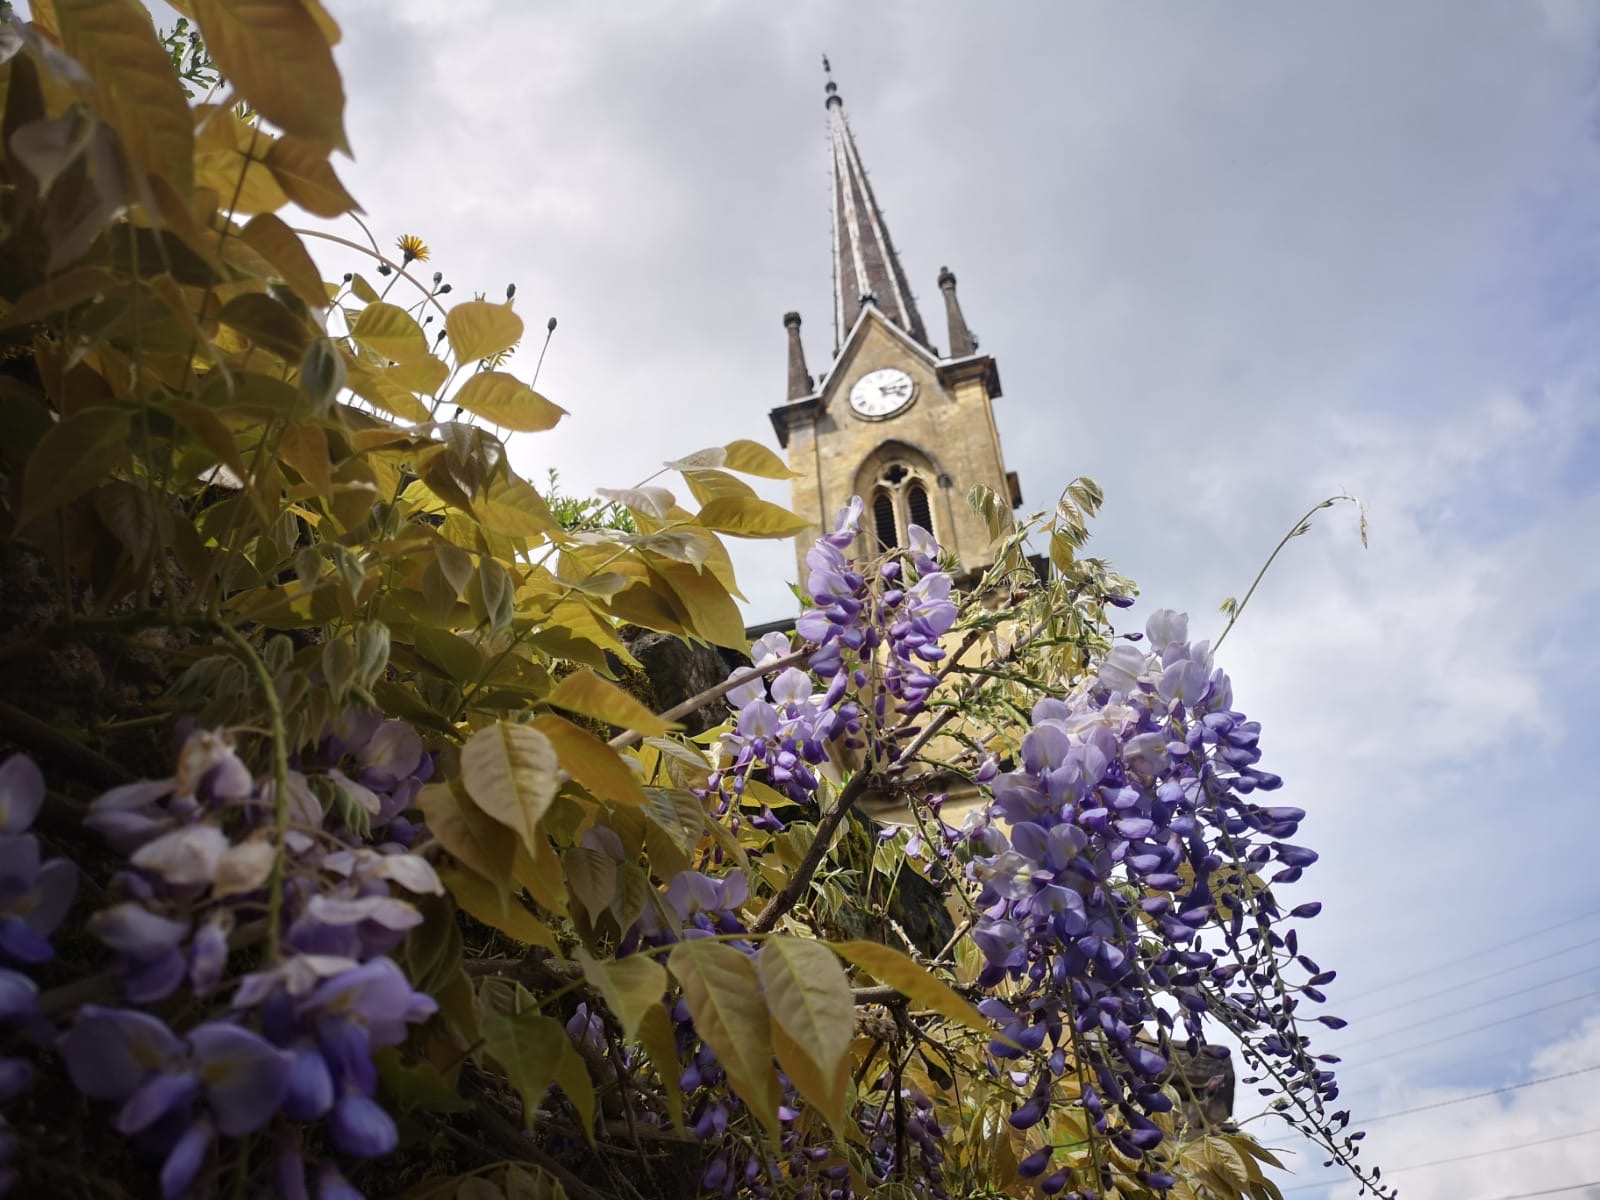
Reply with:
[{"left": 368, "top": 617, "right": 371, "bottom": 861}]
[
  {"left": 1337, "top": 979, "right": 1600, "bottom": 1056},
  {"left": 1280, "top": 1124, "right": 1600, "bottom": 1191},
  {"left": 1337, "top": 987, "right": 1600, "bottom": 1071},
  {"left": 1364, "top": 1063, "right": 1600, "bottom": 1123},
  {"left": 1339, "top": 910, "right": 1600, "bottom": 1005},
  {"left": 1337, "top": 966, "right": 1600, "bottom": 1049},
  {"left": 1423, "top": 1183, "right": 1599, "bottom": 1200},
  {"left": 1332, "top": 934, "right": 1600, "bottom": 1020}
]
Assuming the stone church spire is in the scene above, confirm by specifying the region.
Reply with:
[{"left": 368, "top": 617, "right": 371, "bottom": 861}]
[{"left": 824, "top": 59, "right": 929, "bottom": 353}]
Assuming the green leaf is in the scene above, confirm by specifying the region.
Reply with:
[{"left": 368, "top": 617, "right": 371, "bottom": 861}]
[
  {"left": 460, "top": 721, "right": 560, "bottom": 858},
  {"left": 416, "top": 780, "right": 514, "bottom": 900},
  {"left": 438, "top": 864, "right": 556, "bottom": 951},
  {"left": 299, "top": 337, "right": 346, "bottom": 415},
  {"left": 695, "top": 495, "right": 811, "bottom": 539},
  {"left": 479, "top": 995, "right": 566, "bottom": 1128},
  {"left": 219, "top": 292, "right": 311, "bottom": 359},
  {"left": 0, "top": 265, "right": 118, "bottom": 331},
  {"left": 503, "top": 1164, "right": 570, "bottom": 1200},
  {"left": 635, "top": 1002, "right": 685, "bottom": 1132},
  {"left": 375, "top": 1048, "right": 470, "bottom": 1114},
  {"left": 263, "top": 133, "right": 362, "bottom": 216},
  {"left": 447, "top": 300, "right": 523, "bottom": 364},
  {"left": 575, "top": 948, "right": 666, "bottom": 1041},
  {"left": 19, "top": 406, "right": 130, "bottom": 528},
  {"left": 92, "top": 480, "right": 159, "bottom": 567},
  {"left": 562, "top": 846, "right": 616, "bottom": 924},
  {"left": 757, "top": 936, "right": 854, "bottom": 1131},
  {"left": 193, "top": 0, "right": 350, "bottom": 153},
  {"left": 668, "top": 939, "right": 783, "bottom": 1147},
  {"left": 830, "top": 941, "right": 992, "bottom": 1036},
  {"left": 242, "top": 213, "right": 327, "bottom": 308},
  {"left": 55, "top": 0, "right": 193, "bottom": 195},
  {"left": 412, "top": 626, "right": 483, "bottom": 683},
  {"left": 453, "top": 371, "right": 565, "bottom": 433},
  {"left": 352, "top": 301, "right": 430, "bottom": 365},
  {"left": 532, "top": 714, "right": 648, "bottom": 808},
  {"left": 723, "top": 438, "right": 794, "bottom": 478},
  {"left": 554, "top": 1039, "right": 597, "bottom": 1145},
  {"left": 666, "top": 438, "right": 792, "bottom": 479},
  {"left": 547, "top": 668, "right": 677, "bottom": 737}
]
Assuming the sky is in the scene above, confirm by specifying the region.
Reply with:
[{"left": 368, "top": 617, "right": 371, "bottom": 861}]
[{"left": 156, "top": 1, "right": 1600, "bottom": 1195}]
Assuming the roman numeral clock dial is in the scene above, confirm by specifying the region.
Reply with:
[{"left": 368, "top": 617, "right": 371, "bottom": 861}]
[{"left": 847, "top": 367, "right": 916, "bottom": 419}]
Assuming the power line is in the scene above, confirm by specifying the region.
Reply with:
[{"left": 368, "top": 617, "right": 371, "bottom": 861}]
[
  {"left": 1364, "top": 1063, "right": 1600, "bottom": 1123},
  {"left": 1332, "top": 934, "right": 1600, "bottom": 1020},
  {"left": 1337, "top": 985, "right": 1600, "bottom": 1068},
  {"left": 1280, "top": 1125, "right": 1600, "bottom": 1191},
  {"left": 1447, "top": 1184, "right": 1600, "bottom": 1200},
  {"left": 1340, "top": 909, "right": 1600, "bottom": 1006},
  {"left": 1338, "top": 963, "right": 1599, "bottom": 1049}
]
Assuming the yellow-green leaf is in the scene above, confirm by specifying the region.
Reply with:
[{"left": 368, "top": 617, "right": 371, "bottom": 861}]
[
  {"left": 460, "top": 722, "right": 560, "bottom": 857},
  {"left": 695, "top": 495, "right": 810, "bottom": 539},
  {"left": 352, "top": 301, "right": 429, "bottom": 365},
  {"left": 479, "top": 999, "right": 565, "bottom": 1128},
  {"left": 666, "top": 438, "right": 793, "bottom": 479},
  {"left": 635, "top": 1002, "right": 685, "bottom": 1132},
  {"left": 563, "top": 847, "right": 615, "bottom": 924},
  {"left": 647, "top": 560, "right": 747, "bottom": 650},
  {"left": 532, "top": 714, "right": 647, "bottom": 808},
  {"left": 547, "top": 668, "right": 677, "bottom": 738},
  {"left": 438, "top": 864, "right": 557, "bottom": 952},
  {"left": 772, "top": 1020, "right": 849, "bottom": 1139},
  {"left": 416, "top": 780, "right": 514, "bottom": 901},
  {"left": 262, "top": 134, "right": 361, "bottom": 216},
  {"left": 446, "top": 300, "right": 523, "bottom": 364},
  {"left": 382, "top": 355, "right": 449, "bottom": 395},
  {"left": 218, "top": 292, "right": 311, "bottom": 360},
  {"left": 19, "top": 406, "right": 130, "bottom": 528},
  {"left": 555, "top": 1038, "right": 597, "bottom": 1145},
  {"left": 757, "top": 936, "right": 854, "bottom": 1120},
  {"left": 452, "top": 371, "right": 565, "bottom": 433},
  {"left": 55, "top": 0, "right": 193, "bottom": 196},
  {"left": 668, "top": 939, "right": 782, "bottom": 1146},
  {"left": 575, "top": 948, "right": 666, "bottom": 1041},
  {"left": 830, "top": 941, "right": 991, "bottom": 1036},
  {"left": 346, "top": 362, "right": 429, "bottom": 423},
  {"left": 722, "top": 438, "right": 795, "bottom": 479},
  {"left": 412, "top": 626, "right": 482, "bottom": 683},
  {"left": 193, "top": 0, "right": 350, "bottom": 153},
  {"left": 241, "top": 213, "right": 326, "bottom": 309}
]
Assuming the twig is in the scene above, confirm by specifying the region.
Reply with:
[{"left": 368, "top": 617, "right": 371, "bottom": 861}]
[
  {"left": 606, "top": 648, "right": 810, "bottom": 754},
  {"left": 1213, "top": 493, "right": 1363, "bottom": 652}
]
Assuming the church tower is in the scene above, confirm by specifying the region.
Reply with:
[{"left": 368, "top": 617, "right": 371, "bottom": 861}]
[{"left": 769, "top": 65, "right": 1021, "bottom": 583}]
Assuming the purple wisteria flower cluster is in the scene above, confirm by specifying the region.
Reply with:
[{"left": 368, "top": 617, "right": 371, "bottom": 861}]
[
  {"left": 624, "top": 866, "right": 948, "bottom": 1200},
  {"left": 646, "top": 502, "right": 964, "bottom": 1197},
  {"left": 0, "top": 755, "right": 75, "bottom": 1193},
  {"left": 5, "top": 720, "right": 441, "bottom": 1199},
  {"left": 961, "top": 608, "right": 1341, "bottom": 1193},
  {"left": 708, "top": 499, "right": 957, "bottom": 835}
]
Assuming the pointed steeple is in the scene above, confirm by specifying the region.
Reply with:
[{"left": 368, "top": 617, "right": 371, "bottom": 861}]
[
  {"left": 824, "top": 60, "right": 929, "bottom": 353},
  {"left": 937, "top": 266, "right": 977, "bottom": 358},
  {"left": 783, "top": 311, "right": 813, "bottom": 400}
]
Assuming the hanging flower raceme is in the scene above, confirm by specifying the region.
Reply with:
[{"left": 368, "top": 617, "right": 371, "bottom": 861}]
[
  {"left": 49, "top": 721, "right": 444, "bottom": 1198},
  {"left": 966, "top": 609, "right": 1342, "bottom": 1189}
]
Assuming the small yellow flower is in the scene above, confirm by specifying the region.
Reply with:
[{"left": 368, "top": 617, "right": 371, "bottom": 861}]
[{"left": 396, "top": 234, "right": 429, "bottom": 265}]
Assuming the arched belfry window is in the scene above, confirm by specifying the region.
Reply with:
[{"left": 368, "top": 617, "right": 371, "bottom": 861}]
[
  {"left": 861, "top": 457, "right": 937, "bottom": 556},
  {"left": 907, "top": 482, "right": 932, "bottom": 534},
  {"left": 872, "top": 491, "right": 899, "bottom": 551}
]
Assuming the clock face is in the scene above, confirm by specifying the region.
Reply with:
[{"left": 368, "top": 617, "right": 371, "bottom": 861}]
[{"left": 848, "top": 368, "right": 916, "bottom": 419}]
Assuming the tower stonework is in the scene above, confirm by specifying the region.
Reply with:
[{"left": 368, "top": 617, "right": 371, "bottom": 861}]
[{"left": 769, "top": 70, "right": 1020, "bottom": 585}]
